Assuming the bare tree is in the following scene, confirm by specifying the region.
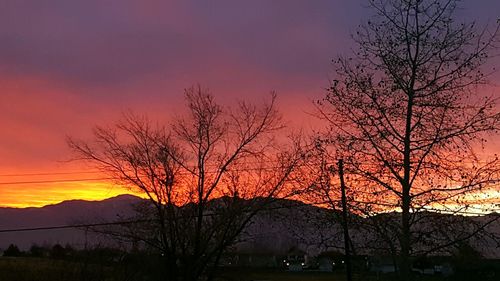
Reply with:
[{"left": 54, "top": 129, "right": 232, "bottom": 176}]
[
  {"left": 315, "top": 0, "right": 500, "bottom": 279},
  {"left": 68, "top": 86, "right": 305, "bottom": 281}
]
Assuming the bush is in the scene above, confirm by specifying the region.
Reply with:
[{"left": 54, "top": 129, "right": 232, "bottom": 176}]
[
  {"left": 29, "top": 244, "right": 48, "bottom": 257},
  {"left": 4, "top": 244, "right": 22, "bottom": 257}
]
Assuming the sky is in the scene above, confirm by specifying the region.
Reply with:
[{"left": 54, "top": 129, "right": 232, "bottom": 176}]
[{"left": 0, "top": 1, "right": 499, "bottom": 207}]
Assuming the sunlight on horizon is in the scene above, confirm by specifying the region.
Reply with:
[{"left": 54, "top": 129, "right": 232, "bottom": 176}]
[{"left": 0, "top": 180, "right": 141, "bottom": 208}]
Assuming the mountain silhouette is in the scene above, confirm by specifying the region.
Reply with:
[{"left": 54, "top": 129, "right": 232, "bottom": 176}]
[
  {"left": 0, "top": 195, "right": 499, "bottom": 258},
  {"left": 0, "top": 194, "right": 143, "bottom": 250}
]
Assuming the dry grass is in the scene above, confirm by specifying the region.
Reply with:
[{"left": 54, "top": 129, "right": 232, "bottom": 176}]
[{"left": 0, "top": 257, "right": 112, "bottom": 281}]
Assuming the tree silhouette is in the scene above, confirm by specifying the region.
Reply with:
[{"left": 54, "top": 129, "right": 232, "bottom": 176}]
[
  {"left": 4, "top": 244, "right": 21, "bottom": 257},
  {"left": 316, "top": 0, "right": 500, "bottom": 279},
  {"left": 68, "top": 86, "right": 305, "bottom": 281}
]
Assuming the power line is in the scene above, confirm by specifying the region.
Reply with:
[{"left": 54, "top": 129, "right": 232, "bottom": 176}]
[
  {"left": 0, "top": 203, "right": 308, "bottom": 234},
  {"left": 0, "top": 219, "right": 151, "bottom": 233},
  {"left": 0, "top": 160, "right": 301, "bottom": 178},
  {"left": 1, "top": 170, "right": 499, "bottom": 186},
  {"left": 0, "top": 170, "right": 102, "bottom": 177},
  {"left": 0, "top": 177, "right": 113, "bottom": 185},
  {"left": 2, "top": 158, "right": 499, "bottom": 178},
  {"left": 0, "top": 165, "right": 306, "bottom": 185},
  {"left": 0, "top": 198, "right": 497, "bottom": 234}
]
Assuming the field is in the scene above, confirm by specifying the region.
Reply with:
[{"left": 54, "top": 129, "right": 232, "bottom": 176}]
[
  {"left": 218, "top": 269, "right": 347, "bottom": 281},
  {"left": 1, "top": 257, "right": 497, "bottom": 281},
  {"left": 0, "top": 258, "right": 358, "bottom": 281},
  {"left": 217, "top": 268, "right": 451, "bottom": 281},
  {"left": 0, "top": 257, "right": 116, "bottom": 281}
]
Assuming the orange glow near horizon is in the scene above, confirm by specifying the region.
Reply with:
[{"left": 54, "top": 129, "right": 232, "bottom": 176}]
[
  {"left": 0, "top": 169, "right": 143, "bottom": 208},
  {"left": 2, "top": 166, "right": 499, "bottom": 214}
]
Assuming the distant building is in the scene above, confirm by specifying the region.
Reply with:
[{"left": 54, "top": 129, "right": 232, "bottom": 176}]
[
  {"left": 369, "top": 255, "right": 455, "bottom": 276},
  {"left": 317, "top": 250, "right": 343, "bottom": 272},
  {"left": 285, "top": 247, "right": 307, "bottom": 271},
  {"left": 317, "top": 250, "right": 369, "bottom": 272},
  {"left": 220, "top": 251, "right": 282, "bottom": 268}
]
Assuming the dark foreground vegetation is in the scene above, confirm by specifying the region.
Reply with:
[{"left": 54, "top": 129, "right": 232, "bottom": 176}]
[
  {"left": 0, "top": 245, "right": 147, "bottom": 281},
  {"left": 2, "top": 257, "right": 500, "bottom": 281},
  {"left": 2, "top": 244, "right": 500, "bottom": 281}
]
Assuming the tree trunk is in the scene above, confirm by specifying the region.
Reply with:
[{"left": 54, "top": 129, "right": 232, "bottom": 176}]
[
  {"left": 400, "top": 192, "right": 411, "bottom": 281},
  {"left": 400, "top": 90, "right": 414, "bottom": 281}
]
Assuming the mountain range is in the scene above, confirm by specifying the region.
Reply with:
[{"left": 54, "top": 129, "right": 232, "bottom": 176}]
[
  {"left": 0, "top": 195, "right": 499, "bottom": 258},
  {"left": 0, "top": 194, "right": 141, "bottom": 250}
]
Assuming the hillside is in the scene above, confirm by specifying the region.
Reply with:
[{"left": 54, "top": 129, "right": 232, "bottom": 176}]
[
  {"left": 0, "top": 195, "right": 499, "bottom": 258},
  {"left": 0, "top": 194, "right": 142, "bottom": 249}
]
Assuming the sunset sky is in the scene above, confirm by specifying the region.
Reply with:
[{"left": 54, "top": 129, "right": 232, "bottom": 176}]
[{"left": 1, "top": 1, "right": 499, "bottom": 207}]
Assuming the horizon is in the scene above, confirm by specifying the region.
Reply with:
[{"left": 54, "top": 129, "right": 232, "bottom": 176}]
[{"left": 1, "top": 193, "right": 498, "bottom": 218}]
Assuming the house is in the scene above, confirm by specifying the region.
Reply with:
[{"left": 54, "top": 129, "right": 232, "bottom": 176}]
[
  {"left": 370, "top": 255, "right": 454, "bottom": 276},
  {"left": 285, "top": 247, "right": 307, "bottom": 271},
  {"left": 317, "top": 251, "right": 369, "bottom": 272},
  {"left": 369, "top": 256, "right": 397, "bottom": 273},
  {"left": 219, "top": 251, "right": 281, "bottom": 268},
  {"left": 413, "top": 256, "right": 454, "bottom": 276},
  {"left": 317, "top": 250, "right": 343, "bottom": 272}
]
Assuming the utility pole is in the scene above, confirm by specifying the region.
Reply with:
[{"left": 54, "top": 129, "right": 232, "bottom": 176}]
[{"left": 338, "top": 159, "right": 353, "bottom": 281}]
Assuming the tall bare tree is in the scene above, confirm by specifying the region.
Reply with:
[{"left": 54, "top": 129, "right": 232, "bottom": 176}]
[
  {"left": 68, "top": 86, "right": 305, "bottom": 281},
  {"left": 316, "top": 0, "right": 500, "bottom": 279}
]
